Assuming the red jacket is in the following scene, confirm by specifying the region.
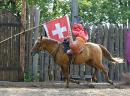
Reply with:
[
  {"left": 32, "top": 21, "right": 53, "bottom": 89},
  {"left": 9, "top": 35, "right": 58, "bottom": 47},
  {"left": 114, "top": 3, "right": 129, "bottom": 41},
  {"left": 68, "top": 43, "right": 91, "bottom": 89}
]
[
  {"left": 72, "top": 23, "right": 88, "bottom": 42},
  {"left": 69, "top": 23, "right": 89, "bottom": 54}
]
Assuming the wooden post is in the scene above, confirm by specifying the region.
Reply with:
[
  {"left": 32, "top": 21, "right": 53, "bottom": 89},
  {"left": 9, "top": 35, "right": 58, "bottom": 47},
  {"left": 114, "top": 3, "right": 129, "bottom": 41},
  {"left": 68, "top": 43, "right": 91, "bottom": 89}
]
[
  {"left": 71, "top": 0, "right": 78, "bottom": 25},
  {"left": 114, "top": 26, "right": 120, "bottom": 81},
  {"left": 118, "top": 26, "right": 124, "bottom": 81},
  {"left": 70, "top": 0, "right": 80, "bottom": 79},
  {"left": 32, "top": 6, "right": 40, "bottom": 81},
  {"left": 19, "top": 0, "right": 26, "bottom": 81},
  {"left": 108, "top": 24, "right": 115, "bottom": 80},
  {"left": 28, "top": 5, "right": 34, "bottom": 79}
]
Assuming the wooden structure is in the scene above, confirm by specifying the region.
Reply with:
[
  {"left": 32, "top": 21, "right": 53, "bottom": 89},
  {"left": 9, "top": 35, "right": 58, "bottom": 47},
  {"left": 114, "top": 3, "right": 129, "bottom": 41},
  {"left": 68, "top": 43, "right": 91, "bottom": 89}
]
[
  {"left": 91, "top": 24, "right": 130, "bottom": 81},
  {"left": 19, "top": 0, "right": 26, "bottom": 81},
  {"left": 0, "top": 10, "right": 21, "bottom": 81},
  {"left": 0, "top": 9, "right": 130, "bottom": 82},
  {"left": 36, "top": 24, "right": 130, "bottom": 82}
]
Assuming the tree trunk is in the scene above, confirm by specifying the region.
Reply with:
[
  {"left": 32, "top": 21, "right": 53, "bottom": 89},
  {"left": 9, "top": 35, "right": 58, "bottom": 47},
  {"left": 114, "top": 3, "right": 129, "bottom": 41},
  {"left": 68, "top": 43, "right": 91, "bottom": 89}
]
[{"left": 19, "top": 0, "right": 26, "bottom": 81}]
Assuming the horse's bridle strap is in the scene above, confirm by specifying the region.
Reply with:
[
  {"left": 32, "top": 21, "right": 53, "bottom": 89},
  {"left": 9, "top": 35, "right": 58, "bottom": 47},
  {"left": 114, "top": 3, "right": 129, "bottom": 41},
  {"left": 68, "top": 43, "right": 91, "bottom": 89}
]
[{"left": 50, "top": 43, "right": 60, "bottom": 61}]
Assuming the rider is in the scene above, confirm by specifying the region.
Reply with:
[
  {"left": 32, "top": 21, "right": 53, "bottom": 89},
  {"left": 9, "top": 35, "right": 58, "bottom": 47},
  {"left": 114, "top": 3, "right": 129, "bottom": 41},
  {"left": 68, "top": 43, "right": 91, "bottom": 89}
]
[{"left": 63, "top": 16, "right": 89, "bottom": 55}]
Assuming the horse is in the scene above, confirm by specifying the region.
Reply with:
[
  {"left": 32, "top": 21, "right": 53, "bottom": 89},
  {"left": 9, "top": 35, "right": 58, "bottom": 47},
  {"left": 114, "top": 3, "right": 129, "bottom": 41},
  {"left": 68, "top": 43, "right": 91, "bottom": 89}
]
[{"left": 31, "top": 36, "right": 123, "bottom": 88}]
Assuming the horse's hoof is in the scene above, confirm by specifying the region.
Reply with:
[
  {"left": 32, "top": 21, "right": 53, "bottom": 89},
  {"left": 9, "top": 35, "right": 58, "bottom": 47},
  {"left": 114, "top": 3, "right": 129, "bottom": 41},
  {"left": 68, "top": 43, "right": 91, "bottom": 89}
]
[
  {"left": 65, "top": 86, "right": 69, "bottom": 88},
  {"left": 88, "top": 84, "right": 95, "bottom": 88},
  {"left": 72, "top": 80, "right": 80, "bottom": 84},
  {"left": 65, "top": 85, "right": 69, "bottom": 88},
  {"left": 76, "top": 81, "right": 80, "bottom": 84},
  {"left": 110, "top": 82, "right": 114, "bottom": 85},
  {"left": 108, "top": 80, "right": 114, "bottom": 85},
  {"left": 92, "top": 77, "right": 98, "bottom": 83},
  {"left": 95, "top": 80, "right": 98, "bottom": 83},
  {"left": 70, "top": 79, "right": 80, "bottom": 84},
  {"left": 92, "top": 79, "right": 98, "bottom": 83}
]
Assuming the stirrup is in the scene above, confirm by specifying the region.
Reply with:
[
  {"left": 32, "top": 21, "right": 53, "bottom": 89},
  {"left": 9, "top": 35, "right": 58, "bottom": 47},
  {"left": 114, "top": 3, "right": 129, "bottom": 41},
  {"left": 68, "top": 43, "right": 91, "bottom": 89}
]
[{"left": 67, "top": 50, "right": 73, "bottom": 56}]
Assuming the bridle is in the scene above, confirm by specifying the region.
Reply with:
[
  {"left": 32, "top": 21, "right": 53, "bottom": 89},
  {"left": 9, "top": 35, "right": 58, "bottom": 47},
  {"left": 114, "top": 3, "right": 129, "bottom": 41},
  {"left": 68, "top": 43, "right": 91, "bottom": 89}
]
[
  {"left": 50, "top": 42, "right": 61, "bottom": 61},
  {"left": 38, "top": 38, "right": 61, "bottom": 61}
]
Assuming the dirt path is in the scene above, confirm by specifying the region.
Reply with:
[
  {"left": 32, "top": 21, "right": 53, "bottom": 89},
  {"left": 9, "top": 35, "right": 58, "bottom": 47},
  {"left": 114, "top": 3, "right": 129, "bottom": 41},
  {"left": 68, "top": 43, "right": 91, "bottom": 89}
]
[
  {"left": 0, "top": 82, "right": 129, "bottom": 96},
  {"left": 0, "top": 88, "right": 130, "bottom": 96}
]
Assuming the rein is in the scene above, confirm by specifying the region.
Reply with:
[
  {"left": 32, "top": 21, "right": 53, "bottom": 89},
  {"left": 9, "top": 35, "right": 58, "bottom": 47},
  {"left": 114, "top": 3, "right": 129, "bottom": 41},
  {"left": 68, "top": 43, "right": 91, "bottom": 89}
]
[{"left": 50, "top": 42, "right": 61, "bottom": 61}]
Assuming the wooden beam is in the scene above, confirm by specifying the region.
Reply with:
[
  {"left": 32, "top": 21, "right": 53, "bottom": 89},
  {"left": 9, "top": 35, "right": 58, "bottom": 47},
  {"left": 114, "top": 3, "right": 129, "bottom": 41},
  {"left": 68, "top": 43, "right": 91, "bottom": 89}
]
[
  {"left": 19, "top": 0, "right": 26, "bottom": 81},
  {"left": 71, "top": 0, "right": 78, "bottom": 25},
  {"left": 32, "top": 6, "right": 40, "bottom": 81}
]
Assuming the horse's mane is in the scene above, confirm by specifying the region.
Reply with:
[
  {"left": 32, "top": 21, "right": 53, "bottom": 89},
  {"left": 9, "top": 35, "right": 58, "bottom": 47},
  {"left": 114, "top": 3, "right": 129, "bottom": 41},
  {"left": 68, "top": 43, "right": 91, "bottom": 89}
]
[{"left": 43, "top": 37, "right": 60, "bottom": 44}]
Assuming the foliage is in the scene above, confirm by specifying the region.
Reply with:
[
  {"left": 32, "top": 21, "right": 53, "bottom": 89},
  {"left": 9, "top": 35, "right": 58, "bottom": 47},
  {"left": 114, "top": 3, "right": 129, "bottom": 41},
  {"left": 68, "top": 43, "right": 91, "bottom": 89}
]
[
  {"left": 26, "top": 0, "right": 71, "bottom": 22},
  {"left": 24, "top": 72, "right": 33, "bottom": 82},
  {"left": 0, "top": 0, "right": 21, "bottom": 20},
  {"left": 1, "top": 0, "right": 130, "bottom": 25},
  {"left": 78, "top": 0, "right": 130, "bottom": 25},
  {"left": 26, "top": 0, "right": 130, "bottom": 25}
]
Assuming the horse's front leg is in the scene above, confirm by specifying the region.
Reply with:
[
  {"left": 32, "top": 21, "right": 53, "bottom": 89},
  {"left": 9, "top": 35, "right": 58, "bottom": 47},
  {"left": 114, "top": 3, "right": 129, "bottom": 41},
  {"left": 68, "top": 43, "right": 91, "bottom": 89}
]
[{"left": 60, "top": 64, "right": 70, "bottom": 88}]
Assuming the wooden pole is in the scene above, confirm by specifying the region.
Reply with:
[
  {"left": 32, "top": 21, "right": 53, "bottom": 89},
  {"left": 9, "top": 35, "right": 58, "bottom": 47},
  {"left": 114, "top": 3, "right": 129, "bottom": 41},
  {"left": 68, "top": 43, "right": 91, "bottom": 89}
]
[
  {"left": 32, "top": 6, "right": 40, "bottom": 81},
  {"left": 28, "top": 5, "right": 34, "bottom": 80},
  {"left": 19, "top": 0, "right": 26, "bottom": 81},
  {"left": 71, "top": 0, "right": 78, "bottom": 25},
  {"left": 70, "top": 0, "right": 78, "bottom": 42}
]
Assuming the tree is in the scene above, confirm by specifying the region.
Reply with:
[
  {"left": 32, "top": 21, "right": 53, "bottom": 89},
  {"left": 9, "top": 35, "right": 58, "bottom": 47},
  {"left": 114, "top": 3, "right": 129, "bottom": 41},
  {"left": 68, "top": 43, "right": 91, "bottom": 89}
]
[
  {"left": 2, "top": 0, "right": 130, "bottom": 25},
  {"left": 19, "top": 0, "right": 26, "bottom": 81},
  {"left": 27, "top": 0, "right": 71, "bottom": 22},
  {"left": 78, "top": 0, "right": 130, "bottom": 25}
]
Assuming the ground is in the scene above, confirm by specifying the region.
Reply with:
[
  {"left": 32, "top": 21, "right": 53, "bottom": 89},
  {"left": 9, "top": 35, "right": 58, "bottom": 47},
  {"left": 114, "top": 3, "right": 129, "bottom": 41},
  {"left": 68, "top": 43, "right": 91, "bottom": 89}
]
[{"left": 0, "top": 81, "right": 130, "bottom": 96}]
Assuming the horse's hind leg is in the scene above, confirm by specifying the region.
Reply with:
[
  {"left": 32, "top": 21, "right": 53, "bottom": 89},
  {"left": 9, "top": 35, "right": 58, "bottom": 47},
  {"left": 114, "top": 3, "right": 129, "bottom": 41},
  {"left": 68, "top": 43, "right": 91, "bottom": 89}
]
[
  {"left": 87, "top": 62, "right": 98, "bottom": 82},
  {"left": 92, "top": 68, "right": 98, "bottom": 82},
  {"left": 99, "top": 64, "right": 114, "bottom": 85}
]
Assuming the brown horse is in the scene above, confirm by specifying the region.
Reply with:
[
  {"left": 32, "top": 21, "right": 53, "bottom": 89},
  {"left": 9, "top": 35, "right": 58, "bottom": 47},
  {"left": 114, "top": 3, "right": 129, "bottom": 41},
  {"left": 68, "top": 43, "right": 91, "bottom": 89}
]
[{"left": 31, "top": 36, "right": 123, "bottom": 87}]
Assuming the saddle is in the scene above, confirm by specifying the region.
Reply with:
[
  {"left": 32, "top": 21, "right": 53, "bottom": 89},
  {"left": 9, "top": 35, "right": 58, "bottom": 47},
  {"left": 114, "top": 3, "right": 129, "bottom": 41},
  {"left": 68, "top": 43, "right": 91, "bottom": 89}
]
[{"left": 62, "top": 37, "right": 85, "bottom": 56}]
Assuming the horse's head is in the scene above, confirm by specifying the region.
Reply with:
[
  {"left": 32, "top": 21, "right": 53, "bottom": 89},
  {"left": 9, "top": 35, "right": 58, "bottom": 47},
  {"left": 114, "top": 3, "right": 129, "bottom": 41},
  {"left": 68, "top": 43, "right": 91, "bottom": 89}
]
[{"left": 31, "top": 35, "right": 46, "bottom": 56}]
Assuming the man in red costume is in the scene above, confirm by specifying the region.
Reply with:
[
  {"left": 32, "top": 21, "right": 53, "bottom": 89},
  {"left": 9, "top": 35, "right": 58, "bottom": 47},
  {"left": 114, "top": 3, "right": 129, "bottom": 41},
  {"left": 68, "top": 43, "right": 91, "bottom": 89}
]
[
  {"left": 66, "top": 23, "right": 89, "bottom": 55},
  {"left": 62, "top": 16, "right": 89, "bottom": 55}
]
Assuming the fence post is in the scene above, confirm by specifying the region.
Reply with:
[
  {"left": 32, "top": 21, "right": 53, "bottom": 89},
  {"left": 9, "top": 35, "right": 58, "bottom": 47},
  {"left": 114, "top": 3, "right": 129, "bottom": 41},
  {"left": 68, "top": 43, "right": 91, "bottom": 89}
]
[
  {"left": 71, "top": 0, "right": 78, "bottom": 25},
  {"left": 19, "top": 0, "right": 26, "bottom": 81},
  {"left": 32, "top": 6, "right": 40, "bottom": 81}
]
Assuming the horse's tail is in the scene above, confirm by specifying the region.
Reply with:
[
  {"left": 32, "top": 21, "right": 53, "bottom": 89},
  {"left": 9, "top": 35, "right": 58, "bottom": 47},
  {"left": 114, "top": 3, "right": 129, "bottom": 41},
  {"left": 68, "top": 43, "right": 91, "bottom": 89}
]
[{"left": 98, "top": 44, "right": 123, "bottom": 64}]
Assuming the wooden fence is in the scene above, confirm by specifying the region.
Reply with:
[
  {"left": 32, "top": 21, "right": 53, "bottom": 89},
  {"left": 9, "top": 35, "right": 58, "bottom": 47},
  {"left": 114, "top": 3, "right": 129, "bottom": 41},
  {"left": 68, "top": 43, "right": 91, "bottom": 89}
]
[
  {"left": 90, "top": 24, "right": 130, "bottom": 81},
  {"left": 0, "top": 10, "right": 21, "bottom": 81},
  {"left": 28, "top": 24, "right": 130, "bottom": 82},
  {"left": 1, "top": 9, "right": 130, "bottom": 82}
]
